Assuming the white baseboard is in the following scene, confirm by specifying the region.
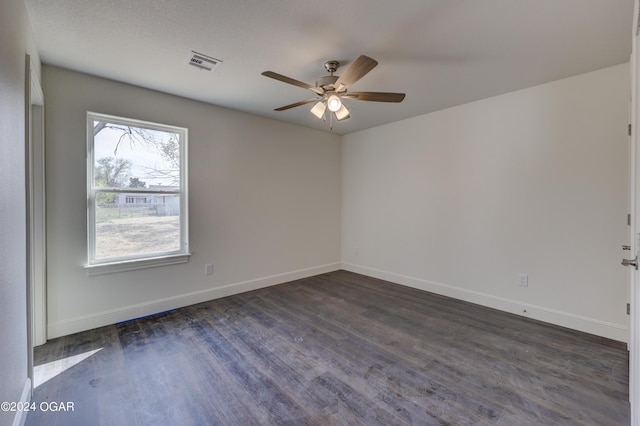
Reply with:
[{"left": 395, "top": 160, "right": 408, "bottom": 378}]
[
  {"left": 342, "top": 262, "right": 629, "bottom": 343},
  {"left": 12, "top": 378, "right": 31, "bottom": 426},
  {"left": 48, "top": 262, "right": 341, "bottom": 338}
]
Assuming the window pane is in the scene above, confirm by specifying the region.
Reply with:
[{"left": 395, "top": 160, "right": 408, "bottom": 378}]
[
  {"left": 88, "top": 113, "right": 188, "bottom": 268},
  {"left": 95, "top": 193, "right": 181, "bottom": 259},
  {"left": 93, "top": 121, "right": 181, "bottom": 189}
]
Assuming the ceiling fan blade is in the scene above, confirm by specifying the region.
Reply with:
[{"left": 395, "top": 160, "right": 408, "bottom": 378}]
[
  {"left": 262, "top": 71, "right": 324, "bottom": 95},
  {"left": 334, "top": 104, "right": 350, "bottom": 121},
  {"left": 274, "top": 98, "right": 318, "bottom": 111},
  {"left": 333, "top": 55, "right": 378, "bottom": 90},
  {"left": 344, "top": 92, "right": 406, "bottom": 102}
]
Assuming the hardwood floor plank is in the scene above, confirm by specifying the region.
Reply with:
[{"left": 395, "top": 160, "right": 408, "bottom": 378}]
[{"left": 27, "top": 270, "right": 629, "bottom": 425}]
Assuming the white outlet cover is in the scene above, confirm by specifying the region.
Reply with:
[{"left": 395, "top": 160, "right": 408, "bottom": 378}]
[{"left": 518, "top": 273, "right": 528, "bottom": 287}]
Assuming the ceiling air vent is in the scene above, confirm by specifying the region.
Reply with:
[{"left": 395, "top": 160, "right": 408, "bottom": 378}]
[{"left": 187, "top": 51, "right": 222, "bottom": 72}]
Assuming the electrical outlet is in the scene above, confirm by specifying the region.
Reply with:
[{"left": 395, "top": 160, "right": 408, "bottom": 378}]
[
  {"left": 205, "top": 263, "right": 213, "bottom": 276},
  {"left": 518, "top": 273, "right": 528, "bottom": 287}
]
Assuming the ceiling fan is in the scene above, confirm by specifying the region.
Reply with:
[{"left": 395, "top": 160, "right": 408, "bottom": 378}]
[{"left": 261, "top": 55, "right": 405, "bottom": 123}]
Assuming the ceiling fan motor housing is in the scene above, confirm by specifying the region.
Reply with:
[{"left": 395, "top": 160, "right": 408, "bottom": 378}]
[{"left": 316, "top": 75, "right": 339, "bottom": 90}]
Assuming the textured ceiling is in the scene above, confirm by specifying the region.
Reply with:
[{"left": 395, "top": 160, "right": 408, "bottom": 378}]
[{"left": 25, "top": 0, "right": 634, "bottom": 135}]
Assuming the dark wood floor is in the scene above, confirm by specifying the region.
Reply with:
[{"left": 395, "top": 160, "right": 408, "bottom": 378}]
[{"left": 27, "top": 270, "right": 629, "bottom": 425}]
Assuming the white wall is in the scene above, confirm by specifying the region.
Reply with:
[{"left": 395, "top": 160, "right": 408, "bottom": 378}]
[
  {"left": 44, "top": 62, "right": 630, "bottom": 343},
  {"left": 0, "top": 0, "right": 41, "bottom": 425},
  {"left": 342, "top": 64, "right": 630, "bottom": 342},
  {"left": 44, "top": 66, "right": 342, "bottom": 338}
]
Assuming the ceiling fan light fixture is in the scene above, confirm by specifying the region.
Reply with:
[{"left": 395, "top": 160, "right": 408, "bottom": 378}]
[
  {"left": 327, "top": 95, "right": 342, "bottom": 112},
  {"left": 334, "top": 104, "right": 350, "bottom": 121},
  {"left": 310, "top": 100, "right": 327, "bottom": 119}
]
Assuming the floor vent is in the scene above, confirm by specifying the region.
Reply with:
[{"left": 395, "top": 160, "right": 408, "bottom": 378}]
[{"left": 187, "top": 51, "right": 222, "bottom": 72}]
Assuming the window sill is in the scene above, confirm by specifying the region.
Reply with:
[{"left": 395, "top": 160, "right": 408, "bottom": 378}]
[{"left": 85, "top": 253, "right": 191, "bottom": 276}]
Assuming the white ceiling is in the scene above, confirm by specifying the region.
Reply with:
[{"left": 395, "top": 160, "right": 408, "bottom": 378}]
[{"left": 25, "top": 0, "right": 634, "bottom": 135}]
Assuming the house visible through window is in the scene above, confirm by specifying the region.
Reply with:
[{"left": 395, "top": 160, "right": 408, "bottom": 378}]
[{"left": 86, "top": 112, "right": 189, "bottom": 272}]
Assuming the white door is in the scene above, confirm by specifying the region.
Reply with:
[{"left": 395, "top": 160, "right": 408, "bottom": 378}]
[{"left": 628, "top": 1, "right": 640, "bottom": 424}]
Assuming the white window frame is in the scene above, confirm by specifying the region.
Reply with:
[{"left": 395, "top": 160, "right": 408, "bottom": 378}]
[{"left": 85, "top": 112, "right": 190, "bottom": 275}]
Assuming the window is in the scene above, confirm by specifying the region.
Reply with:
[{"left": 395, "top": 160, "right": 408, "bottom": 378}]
[{"left": 86, "top": 112, "right": 189, "bottom": 273}]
